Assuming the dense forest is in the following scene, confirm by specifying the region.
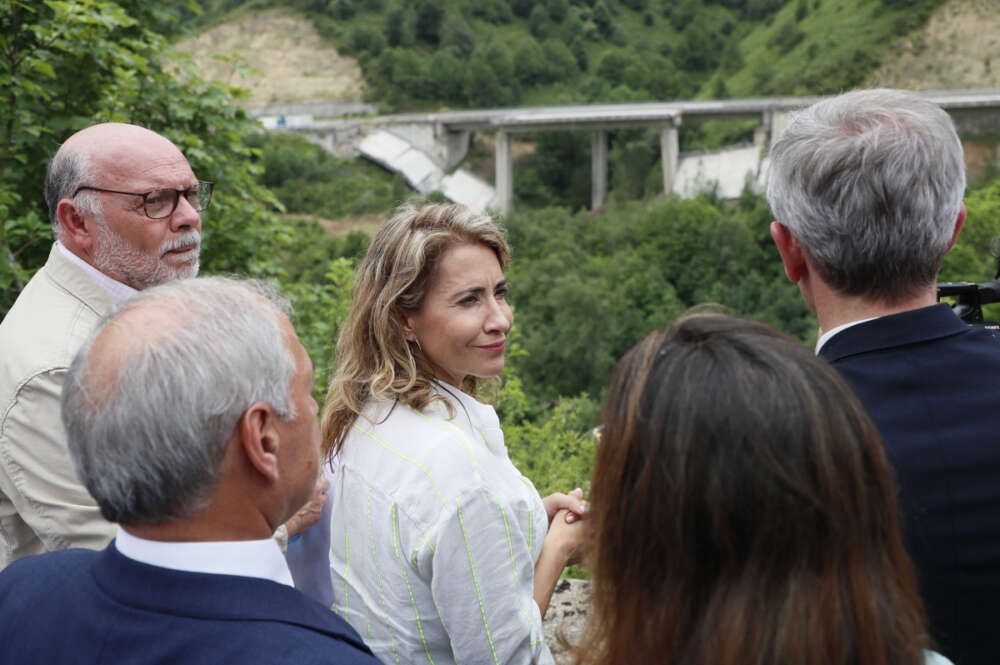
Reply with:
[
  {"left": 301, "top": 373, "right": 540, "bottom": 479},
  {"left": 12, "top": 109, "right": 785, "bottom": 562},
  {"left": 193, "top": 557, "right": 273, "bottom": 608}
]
[
  {"left": 184, "top": 0, "right": 943, "bottom": 108},
  {"left": 2, "top": 0, "right": 999, "bottom": 501}
]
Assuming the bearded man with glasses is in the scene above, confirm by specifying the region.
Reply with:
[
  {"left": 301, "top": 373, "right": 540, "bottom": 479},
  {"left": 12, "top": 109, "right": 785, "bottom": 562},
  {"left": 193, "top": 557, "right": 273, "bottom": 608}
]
[
  {"left": 0, "top": 123, "right": 327, "bottom": 571},
  {"left": 0, "top": 123, "right": 215, "bottom": 568}
]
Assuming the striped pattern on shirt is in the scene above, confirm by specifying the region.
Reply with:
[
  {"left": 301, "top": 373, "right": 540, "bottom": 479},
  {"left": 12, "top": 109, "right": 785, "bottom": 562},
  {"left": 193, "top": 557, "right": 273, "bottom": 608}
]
[{"left": 328, "top": 385, "right": 553, "bottom": 665}]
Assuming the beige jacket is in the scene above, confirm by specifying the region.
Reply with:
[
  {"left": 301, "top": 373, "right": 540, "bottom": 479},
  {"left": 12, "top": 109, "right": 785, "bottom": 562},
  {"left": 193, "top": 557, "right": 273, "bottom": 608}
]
[{"left": 0, "top": 245, "right": 115, "bottom": 568}]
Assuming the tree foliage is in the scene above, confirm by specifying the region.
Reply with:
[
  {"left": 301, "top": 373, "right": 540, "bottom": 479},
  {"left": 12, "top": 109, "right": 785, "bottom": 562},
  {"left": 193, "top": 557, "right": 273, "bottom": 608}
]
[
  {"left": 0, "top": 0, "right": 288, "bottom": 314},
  {"left": 501, "top": 194, "right": 815, "bottom": 401}
]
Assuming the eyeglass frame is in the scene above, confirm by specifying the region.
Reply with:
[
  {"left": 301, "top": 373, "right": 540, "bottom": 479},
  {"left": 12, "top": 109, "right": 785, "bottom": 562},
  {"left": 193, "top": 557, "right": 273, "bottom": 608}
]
[{"left": 71, "top": 180, "right": 214, "bottom": 219}]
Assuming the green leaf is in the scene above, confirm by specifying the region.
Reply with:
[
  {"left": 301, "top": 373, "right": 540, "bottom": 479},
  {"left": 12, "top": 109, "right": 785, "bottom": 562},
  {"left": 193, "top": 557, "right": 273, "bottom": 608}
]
[{"left": 31, "top": 59, "right": 56, "bottom": 79}]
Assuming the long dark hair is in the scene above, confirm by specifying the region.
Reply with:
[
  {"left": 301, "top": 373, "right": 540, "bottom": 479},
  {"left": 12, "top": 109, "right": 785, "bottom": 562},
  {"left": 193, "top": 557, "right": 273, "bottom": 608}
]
[{"left": 577, "top": 314, "right": 928, "bottom": 665}]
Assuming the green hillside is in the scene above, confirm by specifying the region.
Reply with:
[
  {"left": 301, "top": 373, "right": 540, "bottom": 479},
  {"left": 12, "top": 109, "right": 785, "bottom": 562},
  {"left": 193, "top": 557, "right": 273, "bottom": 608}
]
[
  {"left": 170, "top": 0, "right": 952, "bottom": 210},
  {"left": 180, "top": 0, "right": 944, "bottom": 110}
]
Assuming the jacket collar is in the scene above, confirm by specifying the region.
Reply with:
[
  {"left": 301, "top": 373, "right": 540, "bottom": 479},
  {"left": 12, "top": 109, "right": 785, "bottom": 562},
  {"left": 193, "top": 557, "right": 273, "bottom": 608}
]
[
  {"left": 818, "top": 303, "right": 968, "bottom": 362},
  {"left": 91, "top": 545, "right": 371, "bottom": 653},
  {"left": 43, "top": 243, "right": 115, "bottom": 317}
]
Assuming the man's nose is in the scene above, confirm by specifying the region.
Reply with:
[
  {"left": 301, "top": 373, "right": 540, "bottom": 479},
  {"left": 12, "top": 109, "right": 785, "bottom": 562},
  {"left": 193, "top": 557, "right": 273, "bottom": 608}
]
[{"left": 169, "top": 194, "right": 201, "bottom": 231}]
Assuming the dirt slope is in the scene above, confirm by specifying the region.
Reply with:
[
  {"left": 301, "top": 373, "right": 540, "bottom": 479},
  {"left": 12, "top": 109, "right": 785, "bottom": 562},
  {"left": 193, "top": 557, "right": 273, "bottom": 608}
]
[
  {"left": 173, "top": 13, "right": 365, "bottom": 108},
  {"left": 867, "top": 0, "right": 1000, "bottom": 90}
]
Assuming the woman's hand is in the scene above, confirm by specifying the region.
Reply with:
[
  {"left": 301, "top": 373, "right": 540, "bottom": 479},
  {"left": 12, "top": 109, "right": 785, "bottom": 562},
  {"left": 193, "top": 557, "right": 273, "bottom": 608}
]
[
  {"left": 543, "top": 487, "right": 589, "bottom": 525},
  {"left": 545, "top": 508, "right": 588, "bottom": 566},
  {"left": 284, "top": 475, "right": 331, "bottom": 538},
  {"left": 533, "top": 508, "right": 590, "bottom": 615}
]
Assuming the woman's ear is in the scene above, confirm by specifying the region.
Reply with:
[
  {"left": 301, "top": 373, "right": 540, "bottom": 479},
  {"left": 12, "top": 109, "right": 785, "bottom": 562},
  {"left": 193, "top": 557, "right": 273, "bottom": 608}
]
[{"left": 396, "top": 306, "right": 418, "bottom": 342}]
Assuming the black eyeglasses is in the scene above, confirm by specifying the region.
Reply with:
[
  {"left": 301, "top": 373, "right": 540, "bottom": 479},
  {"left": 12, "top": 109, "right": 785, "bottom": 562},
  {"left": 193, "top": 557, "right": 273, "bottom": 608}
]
[{"left": 72, "top": 181, "right": 214, "bottom": 219}]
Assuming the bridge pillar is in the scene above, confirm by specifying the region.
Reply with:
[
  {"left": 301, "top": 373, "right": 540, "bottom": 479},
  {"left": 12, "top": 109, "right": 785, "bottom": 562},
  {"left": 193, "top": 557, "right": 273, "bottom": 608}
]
[
  {"left": 660, "top": 124, "right": 679, "bottom": 196},
  {"left": 591, "top": 130, "right": 608, "bottom": 210},
  {"left": 494, "top": 130, "right": 513, "bottom": 215},
  {"left": 755, "top": 110, "right": 773, "bottom": 150}
]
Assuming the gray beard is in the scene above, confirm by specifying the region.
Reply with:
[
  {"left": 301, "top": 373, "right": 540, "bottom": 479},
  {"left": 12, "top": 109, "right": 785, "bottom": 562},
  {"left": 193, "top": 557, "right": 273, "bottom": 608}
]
[{"left": 92, "top": 223, "right": 201, "bottom": 290}]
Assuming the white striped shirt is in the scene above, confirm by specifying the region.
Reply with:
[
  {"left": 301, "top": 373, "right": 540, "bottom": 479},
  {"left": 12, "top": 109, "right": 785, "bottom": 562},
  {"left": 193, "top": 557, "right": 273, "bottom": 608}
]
[{"left": 328, "top": 384, "right": 553, "bottom": 665}]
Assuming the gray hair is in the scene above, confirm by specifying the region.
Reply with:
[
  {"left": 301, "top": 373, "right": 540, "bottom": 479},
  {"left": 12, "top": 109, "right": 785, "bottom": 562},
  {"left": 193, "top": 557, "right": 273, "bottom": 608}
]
[
  {"left": 61, "top": 277, "right": 297, "bottom": 526},
  {"left": 766, "top": 88, "right": 966, "bottom": 302},
  {"left": 44, "top": 148, "right": 102, "bottom": 235}
]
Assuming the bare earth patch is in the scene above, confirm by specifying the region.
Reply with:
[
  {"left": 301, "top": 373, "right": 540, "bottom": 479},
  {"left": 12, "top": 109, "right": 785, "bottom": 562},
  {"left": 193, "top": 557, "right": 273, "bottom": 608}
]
[
  {"left": 174, "top": 13, "right": 365, "bottom": 108},
  {"left": 867, "top": 0, "right": 1000, "bottom": 90},
  {"left": 282, "top": 213, "right": 387, "bottom": 238}
]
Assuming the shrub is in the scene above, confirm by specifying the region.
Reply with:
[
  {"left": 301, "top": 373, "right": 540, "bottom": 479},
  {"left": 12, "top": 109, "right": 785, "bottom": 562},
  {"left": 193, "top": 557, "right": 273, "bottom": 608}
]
[
  {"left": 513, "top": 37, "right": 549, "bottom": 84},
  {"left": 384, "top": 5, "right": 411, "bottom": 46},
  {"left": 771, "top": 19, "right": 805, "bottom": 54},
  {"left": 511, "top": 0, "right": 537, "bottom": 18},
  {"left": 470, "top": 0, "right": 513, "bottom": 22},
  {"left": 440, "top": 12, "right": 475, "bottom": 56},
  {"left": 592, "top": 1, "right": 613, "bottom": 36},
  {"left": 350, "top": 25, "right": 385, "bottom": 55},
  {"left": 429, "top": 49, "right": 467, "bottom": 101},
  {"left": 547, "top": 0, "right": 570, "bottom": 21},
  {"left": 529, "top": 4, "right": 551, "bottom": 37},
  {"left": 413, "top": 0, "right": 445, "bottom": 43}
]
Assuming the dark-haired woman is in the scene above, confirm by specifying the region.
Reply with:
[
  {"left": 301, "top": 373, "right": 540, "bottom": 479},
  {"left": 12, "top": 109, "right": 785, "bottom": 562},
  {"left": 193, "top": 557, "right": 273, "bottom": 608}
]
[{"left": 576, "top": 314, "right": 952, "bottom": 665}]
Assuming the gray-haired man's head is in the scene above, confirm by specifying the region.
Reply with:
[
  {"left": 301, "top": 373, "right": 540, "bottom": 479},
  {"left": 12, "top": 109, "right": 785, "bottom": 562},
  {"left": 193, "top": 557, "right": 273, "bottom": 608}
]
[
  {"left": 766, "top": 88, "right": 966, "bottom": 302},
  {"left": 61, "top": 277, "right": 319, "bottom": 527}
]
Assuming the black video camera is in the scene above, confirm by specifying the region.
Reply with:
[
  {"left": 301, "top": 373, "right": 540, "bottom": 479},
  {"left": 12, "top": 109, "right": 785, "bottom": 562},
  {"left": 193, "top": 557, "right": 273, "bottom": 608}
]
[
  {"left": 937, "top": 239, "right": 1000, "bottom": 329},
  {"left": 937, "top": 279, "right": 1000, "bottom": 328}
]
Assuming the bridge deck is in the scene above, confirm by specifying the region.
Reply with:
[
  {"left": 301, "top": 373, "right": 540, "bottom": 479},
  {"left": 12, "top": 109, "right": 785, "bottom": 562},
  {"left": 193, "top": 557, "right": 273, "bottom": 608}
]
[{"left": 374, "top": 89, "right": 1000, "bottom": 131}]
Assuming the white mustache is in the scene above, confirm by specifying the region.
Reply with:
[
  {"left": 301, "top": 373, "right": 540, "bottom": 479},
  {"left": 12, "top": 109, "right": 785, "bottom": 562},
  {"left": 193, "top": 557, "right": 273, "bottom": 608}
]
[{"left": 160, "top": 231, "right": 202, "bottom": 256}]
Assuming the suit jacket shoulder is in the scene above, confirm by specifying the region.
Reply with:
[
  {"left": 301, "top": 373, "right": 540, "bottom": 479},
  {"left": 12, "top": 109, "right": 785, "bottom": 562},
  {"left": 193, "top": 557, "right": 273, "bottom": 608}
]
[
  {"left": 819, "top": 303, "right": 1000, "bottom": 665},
  {"left": 818, "top": 304, "right": 1000, "bottom": 454},
  {"left": 0, "top": 546, "right": 382, "bottom": 665}
]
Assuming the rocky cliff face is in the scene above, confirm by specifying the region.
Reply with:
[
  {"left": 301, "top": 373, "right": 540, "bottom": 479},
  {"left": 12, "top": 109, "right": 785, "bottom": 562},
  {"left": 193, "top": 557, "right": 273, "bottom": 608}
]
[
  {"left": 543, "top": 579, "right": 590, "bottom": 665},
  {"left": 866, "top": 0, "right": 1000, "bottom": 90}
]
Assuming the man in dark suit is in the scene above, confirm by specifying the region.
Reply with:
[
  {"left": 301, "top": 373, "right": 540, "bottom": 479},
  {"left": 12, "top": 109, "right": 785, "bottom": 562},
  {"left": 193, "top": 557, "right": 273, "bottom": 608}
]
[
  {"left": 767, "top": 88, "right": 1000, "bottom": 665},
  {"left": 0, "top": 276, "right": 380, "bottom": 665}
]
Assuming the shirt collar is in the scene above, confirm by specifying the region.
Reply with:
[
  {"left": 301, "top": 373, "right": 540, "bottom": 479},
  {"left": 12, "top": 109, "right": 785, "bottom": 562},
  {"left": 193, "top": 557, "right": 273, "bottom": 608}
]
[
  {"left": 431, "top": 381, "right": 506, "bottom": 456},
  {"left": 815, "top": 317, "right": 878, "bottom": 355},
  {"left": 56, "top": 240, "right": 138, "bottom": 305},
  {"left": 115, "top": 528, "right": 294, "bottom": 587}
]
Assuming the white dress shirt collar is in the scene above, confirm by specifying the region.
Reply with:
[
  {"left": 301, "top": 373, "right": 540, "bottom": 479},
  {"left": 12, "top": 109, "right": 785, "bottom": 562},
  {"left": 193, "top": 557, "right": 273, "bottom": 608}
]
[
  {"left": 815, "top": 317, "right": 878, "bottom": 355},
  {"left": 56, "top": 240, "right": 138, "bottom": 305},
  {"left": 115, "top": 528, "right": 294, "bottom": 586},
  {"left": 430, "top": 381, "right": 507, "bottom": 457}
]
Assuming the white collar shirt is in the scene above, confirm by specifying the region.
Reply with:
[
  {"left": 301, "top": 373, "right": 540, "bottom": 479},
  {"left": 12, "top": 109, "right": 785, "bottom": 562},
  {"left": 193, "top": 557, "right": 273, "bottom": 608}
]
[
  {"left": 115, "top": 528, "right": 294, "bottom": 586},
  {"left": 329, "top": 383, "right": 553, "bottom": 665},
  {"left": 56, "top": 241, "right": 138, "bottom": 305}
]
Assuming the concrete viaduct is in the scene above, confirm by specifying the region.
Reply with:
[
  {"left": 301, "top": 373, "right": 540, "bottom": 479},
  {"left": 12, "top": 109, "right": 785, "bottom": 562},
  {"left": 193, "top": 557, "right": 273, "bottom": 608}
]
[{"left": 256, "top": 90, "right": 1000, "bottom": 214}]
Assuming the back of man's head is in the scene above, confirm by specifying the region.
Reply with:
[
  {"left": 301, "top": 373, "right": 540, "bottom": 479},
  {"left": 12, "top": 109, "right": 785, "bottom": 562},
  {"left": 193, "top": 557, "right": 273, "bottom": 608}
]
[
  {"left": 766, "top": 88, "right": 966, "bottom": 302},
  {"left": 61, "top": 277, "right": 297, "bottom": 526}
]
